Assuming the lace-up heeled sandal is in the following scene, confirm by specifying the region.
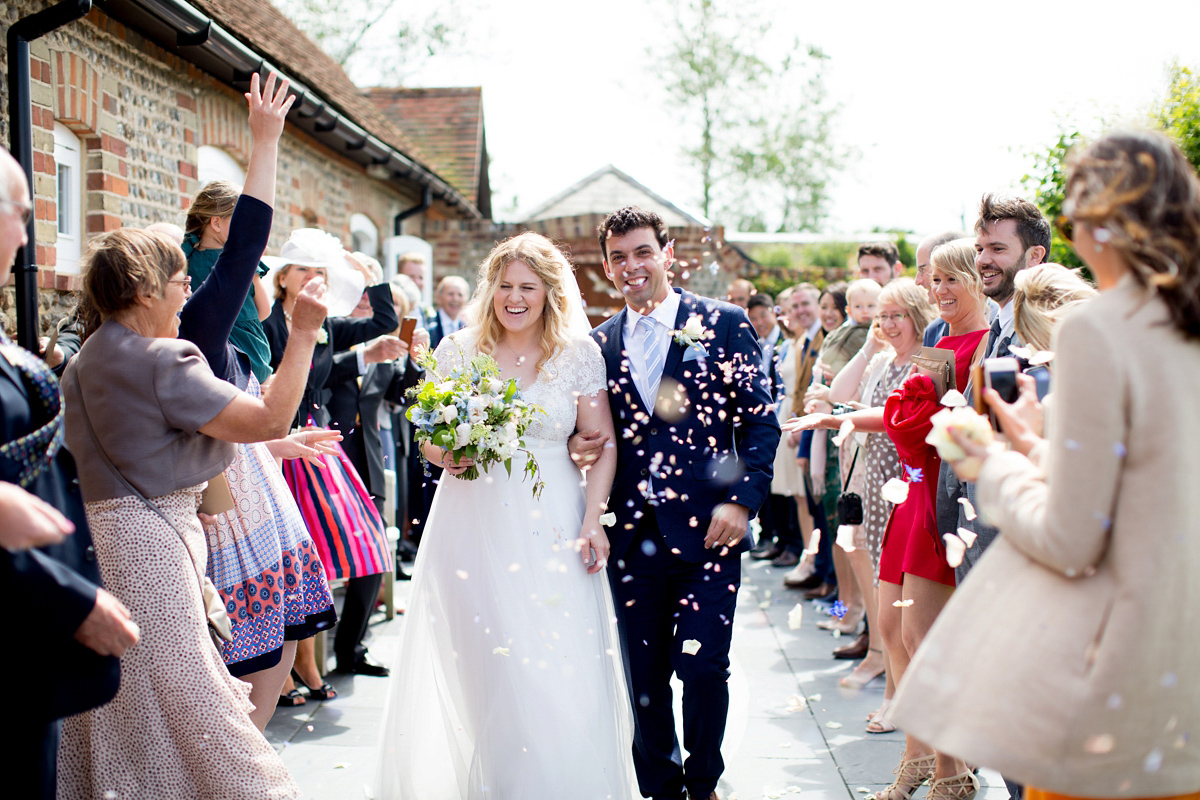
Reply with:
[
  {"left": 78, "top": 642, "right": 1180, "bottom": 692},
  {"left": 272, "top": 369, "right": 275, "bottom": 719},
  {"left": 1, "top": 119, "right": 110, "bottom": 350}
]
[
  {"left": 867, "top": 753, "right": 935, "bottom": 800},
  {"left": 926, "top": 770, "right": 980, "bottom": 800}
]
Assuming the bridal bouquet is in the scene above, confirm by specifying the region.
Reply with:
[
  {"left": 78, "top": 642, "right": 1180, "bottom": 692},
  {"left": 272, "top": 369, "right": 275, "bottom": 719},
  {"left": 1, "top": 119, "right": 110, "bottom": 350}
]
[{"left": 407, "top": 348, "right": 544, "bottom": 497}]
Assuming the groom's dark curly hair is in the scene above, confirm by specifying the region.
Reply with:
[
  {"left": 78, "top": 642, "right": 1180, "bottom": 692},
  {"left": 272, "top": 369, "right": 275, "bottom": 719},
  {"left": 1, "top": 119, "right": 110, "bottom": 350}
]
[{"left": 597, "top": 205, "right": 670, "bottom": 261}]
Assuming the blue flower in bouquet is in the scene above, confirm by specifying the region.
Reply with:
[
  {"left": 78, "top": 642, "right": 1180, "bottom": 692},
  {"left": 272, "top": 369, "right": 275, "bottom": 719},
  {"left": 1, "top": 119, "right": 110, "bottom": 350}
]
[{"left": 406, "top": 344, "right": 545, "bottom": 497}]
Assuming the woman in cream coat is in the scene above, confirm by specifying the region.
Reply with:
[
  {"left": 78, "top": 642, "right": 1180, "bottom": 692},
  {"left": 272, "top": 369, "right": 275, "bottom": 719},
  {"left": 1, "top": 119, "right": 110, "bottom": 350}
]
[{"left": 891, "top": 130, "right": 1200, "bottom": 799}]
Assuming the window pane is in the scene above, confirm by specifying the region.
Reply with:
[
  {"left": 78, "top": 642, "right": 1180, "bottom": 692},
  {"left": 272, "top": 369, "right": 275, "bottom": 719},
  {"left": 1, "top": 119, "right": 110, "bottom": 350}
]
[{"left": 57, "top": 164, "right": 72, "bottom": 235}]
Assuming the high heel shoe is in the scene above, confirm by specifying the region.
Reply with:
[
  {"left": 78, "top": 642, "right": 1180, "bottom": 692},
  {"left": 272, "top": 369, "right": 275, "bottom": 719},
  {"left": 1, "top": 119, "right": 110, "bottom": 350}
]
[
  {"left": 817, "top": 608, "right": 863, "bottom": 634},
  {"left": 867, "top": 753, "right": 935, "bottom": 800},
  {"left": 866, "top": 697, "right": 896, "bottom": 734},
  {"left": 291, "top": 668, "right": 337, "bottom": 701},
  {"left": 926, "top": 770, "right": 980, "bottom": 800}
]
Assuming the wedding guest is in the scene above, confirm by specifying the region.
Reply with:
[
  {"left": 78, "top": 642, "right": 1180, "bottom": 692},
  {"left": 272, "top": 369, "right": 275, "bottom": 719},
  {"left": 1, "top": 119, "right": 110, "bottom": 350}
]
[
  {"left": 1011, "top": 263, "right": 1097, "bottom": 357},
  {"left": 427, "top": 275, "right": 469, "bottom": 348},
  {"left": 173, "top": 75, "right": 337, "bottom": 725},
  {"left": 397, "top": 251, "right": 428, "bottom": 294},
  {"left": 788, "top": 237, "right": 989, "bottom": 798},
  {"left": 939, "top": 196, "right": 1051, "bottom": 598},
  {"left": 857, "top": 241, "right": 905, "bottom": 286},
  {"left": 0, "top": 146, "right": 135, "bottom": 800},
  {"left": 894, "top": 128, "right": 1200, "bottom": 800},
  {"left": 58, "top": 217, "right": 326, "bottom": 796},
  {"left": 184, "top": 181, "right": 274, "bottom": 384},
  {"left": 802, "top": 279, "right": 936, "bottom": 722},
  {"left": 726, "top": 277, "right": 756, "bottom": 308},
  {"left": 263, "top": 232, "right": 398, "bottom": 679},
  {"left": 916, "top": 230, "right": 969, "bottom": 345}
]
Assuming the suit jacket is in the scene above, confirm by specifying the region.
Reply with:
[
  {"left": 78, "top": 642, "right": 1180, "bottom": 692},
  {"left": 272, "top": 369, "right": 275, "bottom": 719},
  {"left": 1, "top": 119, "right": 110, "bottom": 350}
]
[
  {"left": 790, "top": 327, "right": 825, "bottom": 416},
  {"left": 0, "top": 347, "right": 120, "bottom": 723},
  {"left": 327, "top": 353, "right": 422, "bottom": 500},
  {"left": 891, "top": 275, "right": 1200, "bottom": 795},
  {"left": 261, "top": 283, "right": 398, "bottom": 429},
  {"left": 592, "top": 289, "right": 781, "bottom": 562}
]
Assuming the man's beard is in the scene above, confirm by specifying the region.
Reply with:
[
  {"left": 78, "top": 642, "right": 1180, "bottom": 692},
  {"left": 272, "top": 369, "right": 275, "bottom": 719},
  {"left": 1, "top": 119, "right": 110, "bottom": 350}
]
[{"left": 983, "top": 252, "right": 1026, "bottom": 301}]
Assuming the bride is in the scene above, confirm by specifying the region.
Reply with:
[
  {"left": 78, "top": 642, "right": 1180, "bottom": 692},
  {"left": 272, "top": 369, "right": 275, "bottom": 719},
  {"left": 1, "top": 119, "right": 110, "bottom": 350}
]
[{"left": 375, "top": 233, "right": 635, "bottom": 799}]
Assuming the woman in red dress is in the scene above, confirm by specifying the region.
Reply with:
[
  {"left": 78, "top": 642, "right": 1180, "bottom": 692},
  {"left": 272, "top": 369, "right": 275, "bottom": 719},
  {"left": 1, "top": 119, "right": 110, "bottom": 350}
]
[{"left": 873, "top": 238, "right": 990, "bottom": 800}]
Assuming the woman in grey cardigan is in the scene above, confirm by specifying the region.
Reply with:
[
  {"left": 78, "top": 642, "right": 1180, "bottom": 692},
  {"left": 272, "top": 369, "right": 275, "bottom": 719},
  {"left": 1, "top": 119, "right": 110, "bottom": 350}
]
[{"left": 892, "top": 130, "right": 1200, "bottom": 800}]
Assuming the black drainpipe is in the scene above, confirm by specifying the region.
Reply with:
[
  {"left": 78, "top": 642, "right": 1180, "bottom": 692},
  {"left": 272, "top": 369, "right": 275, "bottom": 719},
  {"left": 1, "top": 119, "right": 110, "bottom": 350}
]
[
  {"left": 7, "top": 0, "right": 93, "bottom": 351},
  {"left": 393, "top": 184, "right": 432, "bottom": 236}
]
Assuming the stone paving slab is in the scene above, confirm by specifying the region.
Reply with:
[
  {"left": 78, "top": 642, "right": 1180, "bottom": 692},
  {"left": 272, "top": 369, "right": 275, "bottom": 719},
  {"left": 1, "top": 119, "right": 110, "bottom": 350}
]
[{"left": 272, "top": 559, "right": 1011, "bottom": 799}]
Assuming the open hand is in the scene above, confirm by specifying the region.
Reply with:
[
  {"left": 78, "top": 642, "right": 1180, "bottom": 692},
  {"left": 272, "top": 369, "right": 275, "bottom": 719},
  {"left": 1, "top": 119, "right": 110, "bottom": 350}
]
[
  {"left": 268, "top": 429, "right": 343, "bottom": 465},
  {"left": 782, "top": 413, "right": 838, "bottom": 433},
  {"left": 0, "top": 482, "right": 74, "bottom": 550},
  {"left": 291, "top": 275, "right": 329, "bottom": 333},
  {"left": 363, "top": 335, "right": 406, "bottom": 364},
  {"left": 245, "top": 72, "right": 295, "bottom": 145},
  {"left": 410, "top": 327, "right": 431, "bottom": 360}
]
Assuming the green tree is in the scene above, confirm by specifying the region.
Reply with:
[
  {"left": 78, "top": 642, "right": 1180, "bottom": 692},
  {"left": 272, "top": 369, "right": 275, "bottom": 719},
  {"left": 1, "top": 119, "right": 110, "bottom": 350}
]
[
  {"left": 1155, "top": 64, "right": 1200, "bottom": 169},
  {"left": 1021, "top": 130, "right": 1085, "bottom": 269},
  {"left": 659, "top": 0, "right": 843, "bottom": 231}
]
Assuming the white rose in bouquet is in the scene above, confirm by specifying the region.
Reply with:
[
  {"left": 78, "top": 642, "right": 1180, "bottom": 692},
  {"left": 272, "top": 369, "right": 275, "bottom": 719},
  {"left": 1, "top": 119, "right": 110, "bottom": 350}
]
[
  {"left": 454, "top": 422, "right": 474, "bottom": 450},
  {"left": 441, "top": 405, "right": 458, "bottom": 424},
  {"left": 467, "top": 396, "right": 490, "bottom": 424}
]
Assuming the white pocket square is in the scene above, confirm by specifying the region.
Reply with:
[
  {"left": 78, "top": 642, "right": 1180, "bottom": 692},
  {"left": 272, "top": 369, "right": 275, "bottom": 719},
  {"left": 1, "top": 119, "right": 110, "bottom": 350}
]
[{"left": 682, "top": 345, "right": 707, "bottom": 363}]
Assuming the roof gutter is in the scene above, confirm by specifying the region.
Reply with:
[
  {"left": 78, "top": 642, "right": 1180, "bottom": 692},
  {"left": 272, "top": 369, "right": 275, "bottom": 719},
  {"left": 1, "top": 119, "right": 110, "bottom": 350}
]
[
  {"left": 94, "top": 0, "right": 480, "bottom": 219},
  {"left": 394, "top": 184, "right": 432, "bottom": 236},
  {"left": 7, "top": 0, "right": 93, "bottom": 350}
]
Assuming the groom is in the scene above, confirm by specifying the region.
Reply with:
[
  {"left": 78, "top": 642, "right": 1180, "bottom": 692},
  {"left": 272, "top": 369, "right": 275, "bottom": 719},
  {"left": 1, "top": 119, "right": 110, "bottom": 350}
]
[{"left": 580, "top": 206, "right": 780, "bottom": 800}]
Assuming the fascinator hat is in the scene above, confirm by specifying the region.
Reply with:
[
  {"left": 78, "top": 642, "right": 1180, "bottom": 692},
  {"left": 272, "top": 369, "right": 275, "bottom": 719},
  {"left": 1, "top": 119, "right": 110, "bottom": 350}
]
[{"left": 263, "top": 228, "right": 365, "bottom": 316}]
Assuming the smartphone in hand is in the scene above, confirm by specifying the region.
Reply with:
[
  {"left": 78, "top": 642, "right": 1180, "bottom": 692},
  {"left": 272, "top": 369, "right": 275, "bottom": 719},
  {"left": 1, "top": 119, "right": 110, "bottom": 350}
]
[{"left": 983, "top": 357, "right": 1020, "bottom": 430}]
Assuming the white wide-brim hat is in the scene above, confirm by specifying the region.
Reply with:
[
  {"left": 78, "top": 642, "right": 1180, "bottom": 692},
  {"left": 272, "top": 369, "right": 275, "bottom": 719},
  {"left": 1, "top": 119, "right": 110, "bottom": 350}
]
[{"left": 262, "top": 228, "right": 365, "bottom": 317}]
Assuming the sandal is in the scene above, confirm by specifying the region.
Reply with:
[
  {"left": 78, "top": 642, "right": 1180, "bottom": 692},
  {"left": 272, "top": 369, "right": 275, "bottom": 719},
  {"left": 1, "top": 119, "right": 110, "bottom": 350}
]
[
  {"left": 926, "top": 770, "right": 980, "bottom": 800},
  {"left": 292, "top": 668, "right": 338, "bottom": 701},
  {"left": 867, "top": 753, "right": 935, "bottom": 800},
  {"left": 277, "top": 688, "right": 307, "bottom": 708},
  {"left": 866, "top": 697, "right": 896, "bottom": 733},
  {"left": 841, "top": 648, "right": 885, "bottom": 689}
]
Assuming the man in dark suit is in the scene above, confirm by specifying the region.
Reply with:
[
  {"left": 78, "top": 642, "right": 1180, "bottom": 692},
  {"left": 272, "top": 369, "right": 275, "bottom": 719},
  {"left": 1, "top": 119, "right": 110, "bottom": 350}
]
[
  {"left": 1, "top": 147, "right": 138, "bottom": 798},
  {"left": 583, "top": 206, "right": 780, "bottom": 800}
]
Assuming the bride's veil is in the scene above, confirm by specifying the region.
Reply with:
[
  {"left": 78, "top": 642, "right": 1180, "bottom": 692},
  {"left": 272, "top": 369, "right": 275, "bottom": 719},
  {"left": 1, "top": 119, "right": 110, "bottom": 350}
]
[{"left": 561, "top": 263, "right": 593, "bottom": 336}]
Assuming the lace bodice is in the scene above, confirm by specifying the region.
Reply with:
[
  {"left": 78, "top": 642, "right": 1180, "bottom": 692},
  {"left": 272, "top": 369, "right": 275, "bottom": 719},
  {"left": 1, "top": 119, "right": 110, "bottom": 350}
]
[{"left": 432, "top": 330, "right": 606, "bottom": 443}]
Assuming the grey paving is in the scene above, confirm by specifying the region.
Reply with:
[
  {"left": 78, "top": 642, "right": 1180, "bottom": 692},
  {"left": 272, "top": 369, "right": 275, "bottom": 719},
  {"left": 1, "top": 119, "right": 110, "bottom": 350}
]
[{"left": 270, "top": 557, "right": 1011, "bottom": 799}]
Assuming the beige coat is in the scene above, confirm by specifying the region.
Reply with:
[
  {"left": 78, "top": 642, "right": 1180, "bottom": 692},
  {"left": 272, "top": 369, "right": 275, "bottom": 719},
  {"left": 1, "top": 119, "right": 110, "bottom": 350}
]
[{"left": 891, "top": 274, "right": 1200, "bottom": 796}]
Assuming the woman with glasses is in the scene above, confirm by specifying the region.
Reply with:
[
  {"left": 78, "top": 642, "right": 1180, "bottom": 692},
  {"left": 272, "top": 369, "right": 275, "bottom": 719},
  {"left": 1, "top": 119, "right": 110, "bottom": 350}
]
[{"left": 893, "top": 130, "right": 1200, "bottom": 800}]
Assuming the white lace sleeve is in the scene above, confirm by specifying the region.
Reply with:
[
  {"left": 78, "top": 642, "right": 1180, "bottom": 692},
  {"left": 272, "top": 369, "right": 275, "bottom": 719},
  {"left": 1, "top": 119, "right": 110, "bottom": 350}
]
[{"left": 564, "top": 335, "right": 606, "bottom": 397}]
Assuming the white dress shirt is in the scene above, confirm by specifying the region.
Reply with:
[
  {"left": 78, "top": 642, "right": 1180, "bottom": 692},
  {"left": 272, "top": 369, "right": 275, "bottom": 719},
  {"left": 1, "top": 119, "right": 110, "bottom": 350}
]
[{"left": 623, "top": 290, "right": 681, "bottom": 407}]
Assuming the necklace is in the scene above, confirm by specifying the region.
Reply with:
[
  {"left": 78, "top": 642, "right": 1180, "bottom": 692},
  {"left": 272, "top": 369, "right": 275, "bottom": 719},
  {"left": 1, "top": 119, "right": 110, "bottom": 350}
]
[{"left": 498, "top": 339, "right": 539, "bottom": 366}]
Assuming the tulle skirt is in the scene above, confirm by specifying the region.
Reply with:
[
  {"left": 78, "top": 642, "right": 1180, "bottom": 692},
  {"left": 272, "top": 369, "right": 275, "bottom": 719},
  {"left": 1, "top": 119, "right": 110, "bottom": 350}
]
[{"left": 375, "top": 441, "right": 636, "bottom": 799}]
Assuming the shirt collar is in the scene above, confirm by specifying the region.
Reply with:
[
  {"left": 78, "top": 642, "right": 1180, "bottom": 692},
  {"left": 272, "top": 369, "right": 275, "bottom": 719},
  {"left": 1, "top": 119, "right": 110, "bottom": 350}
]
[
  {"left": 998, "top": 298, "right": 1015, "bottom": 332},
  {"left": 625, "top": 290, "right": 681, "bottom": 337},
  {"left": 805, "top": 320, "right": 822, "bottom": 342}
]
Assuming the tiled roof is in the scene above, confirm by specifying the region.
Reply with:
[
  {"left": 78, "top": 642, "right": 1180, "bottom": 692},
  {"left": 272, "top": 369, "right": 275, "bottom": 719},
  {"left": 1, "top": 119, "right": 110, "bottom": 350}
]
[
  {"left": 188, "top": 0, "right": 437, "bottom": 176},
  {"left": 364, "top": 87, "right": 487, "bottom": 212}
]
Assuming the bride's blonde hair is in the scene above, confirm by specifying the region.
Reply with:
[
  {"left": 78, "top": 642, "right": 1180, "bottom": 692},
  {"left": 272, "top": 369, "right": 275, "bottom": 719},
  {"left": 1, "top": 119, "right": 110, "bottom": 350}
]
[{"left": 467, "top": 232, "right": 575, "bottom": 372}]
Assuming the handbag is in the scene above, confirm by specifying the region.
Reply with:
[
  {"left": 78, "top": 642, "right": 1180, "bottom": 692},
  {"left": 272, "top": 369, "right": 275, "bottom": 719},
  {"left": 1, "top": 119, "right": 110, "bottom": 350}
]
[
  {"left": 835, "top": 445, "right": 864, "bottom": 526},
  {"left": 70, "top": 380, "right": 233, "bottom": 651}
]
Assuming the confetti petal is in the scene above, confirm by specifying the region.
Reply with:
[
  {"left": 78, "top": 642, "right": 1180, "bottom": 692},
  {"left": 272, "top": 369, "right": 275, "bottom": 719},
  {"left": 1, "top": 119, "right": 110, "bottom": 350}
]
[
  {"left": 957, "top": 496, "right": 977, "bottom": 521},
  {"left": 455, "top": 569, "right": 469, "bottom": 580},
  {"left": 940, "top": 389, "right": 968, "bottom": 408},
  {"left": 826, "top": 721, "right": 843, "bottom": 729},
  {"left": 943, "top": 533, "right": 966, "bottom": 568},
  {"left": 892, "top": 599, "right": 914, "bottom": 607},
  {"left": 881, "top": 478, "right": 909, "bottom": 505},
  {"left": 785, "top": 694, "right": 807, "bottom": 712},
  {"left": 681, "top": 639, "right": 702, "bottom": 655},
  {"left": 804, "top": 528, "right": 822, "bottom": 556},
  {"left": 956, "top": 526, "right": 978, "bottom": 547},
  {"left": 492, "top": 647, "right": 510, "bottom": 656},
  {"left": 787, "top": 603, "right": 804, "bottom": 630},
  {"left": 599, "top": 512, "right": 616, "bottom": 527},
  {"left": 836, "top": 525, "right": 857, "bottom": 552},
  {"left": 1085, "top": 733, "right": 1115, "bottom": 754}
]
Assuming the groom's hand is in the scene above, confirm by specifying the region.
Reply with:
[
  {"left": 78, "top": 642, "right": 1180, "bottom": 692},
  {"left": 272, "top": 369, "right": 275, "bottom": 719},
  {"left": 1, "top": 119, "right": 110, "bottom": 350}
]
[
  {"left": 567, "top": 429, "right": 608, "bottom": 469},
  {"left": 705, "top": 503, "right": 750, "bottom": 551}
]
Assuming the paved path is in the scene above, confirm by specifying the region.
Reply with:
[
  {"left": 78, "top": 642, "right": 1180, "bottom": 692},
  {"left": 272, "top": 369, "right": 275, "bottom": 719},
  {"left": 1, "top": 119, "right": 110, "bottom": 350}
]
[{"left": 268, "top": 557, "right": 1010, "bottom": 799}]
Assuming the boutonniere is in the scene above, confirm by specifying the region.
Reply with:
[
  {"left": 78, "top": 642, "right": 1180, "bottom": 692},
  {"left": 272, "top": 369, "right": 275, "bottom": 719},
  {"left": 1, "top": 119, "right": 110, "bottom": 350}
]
[
  {"left": 672, "top": 315, "right": 708, "bottom": 350},
  {"left": 316, "top": 327, "right": 329, "bottom": 345},
  {"left": 672, "top": 315, "right": 709, "bottom": 362}
]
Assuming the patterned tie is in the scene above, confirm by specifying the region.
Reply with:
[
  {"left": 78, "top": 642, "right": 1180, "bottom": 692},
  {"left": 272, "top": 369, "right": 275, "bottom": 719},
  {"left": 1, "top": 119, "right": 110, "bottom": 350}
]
[
  {"left": 985, "top": 317, "right": 1002, "bottom": 358},
  {"left": 637, "top": 315, "right": 662, "bottom": 405},
  {"left": 0, "top": 335, "right": 66, "bottom": 487}
]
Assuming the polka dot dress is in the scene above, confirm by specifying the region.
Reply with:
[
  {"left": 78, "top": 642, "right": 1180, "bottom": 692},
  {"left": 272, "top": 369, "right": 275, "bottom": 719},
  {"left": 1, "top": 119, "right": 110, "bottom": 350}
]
[
  {"left": 860, "top": 360, "right": 911, "bottom": 572},
  {"left": 57, "top": 486, "right": 299, "bottom": 800}
]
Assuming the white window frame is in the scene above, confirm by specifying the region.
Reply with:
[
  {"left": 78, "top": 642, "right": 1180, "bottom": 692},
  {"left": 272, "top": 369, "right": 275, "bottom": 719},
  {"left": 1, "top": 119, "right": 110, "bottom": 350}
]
[
  {"left": 350, "top": 213, "right": 379, "bottom": 259},
  {"left": 197, "top": 145, "right": 246, "bottom": 188},
  {"left": 53, "top": 123, "right": 83, "bottom": 273}
]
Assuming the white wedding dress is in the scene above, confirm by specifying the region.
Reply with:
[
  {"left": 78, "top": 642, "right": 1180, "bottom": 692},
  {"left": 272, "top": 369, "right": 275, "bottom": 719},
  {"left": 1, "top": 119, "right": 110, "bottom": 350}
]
[{"left": 375, "top": 329, "right": 635, "bottom": 800}]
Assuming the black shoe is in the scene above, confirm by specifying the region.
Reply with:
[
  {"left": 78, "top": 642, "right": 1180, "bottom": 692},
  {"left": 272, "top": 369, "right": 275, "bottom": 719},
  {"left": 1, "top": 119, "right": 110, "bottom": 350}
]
[
  {"left": 398, "top": 539, "right": 418, "bottom": 562},
  {"left": 771, "top": 550, "right": 799, "bottom": 568},
  {"left": 336, "top": 655, "right": 390, "bottom": 677},
  {"left": 750, "top": 542, "right": 784, "bottom": 561},
  {"left": 396, "top": 563, "right": 412, "bottom": 581},
  {"left": 749, "top": 539, "right": 776, "bottom": 557}
]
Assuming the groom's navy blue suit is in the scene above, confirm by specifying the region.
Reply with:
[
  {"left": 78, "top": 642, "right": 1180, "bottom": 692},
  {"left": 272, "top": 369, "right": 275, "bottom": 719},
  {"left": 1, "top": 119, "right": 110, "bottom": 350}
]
[{"left": 593, "top": 288, "right": 780, "bottom": 799}]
